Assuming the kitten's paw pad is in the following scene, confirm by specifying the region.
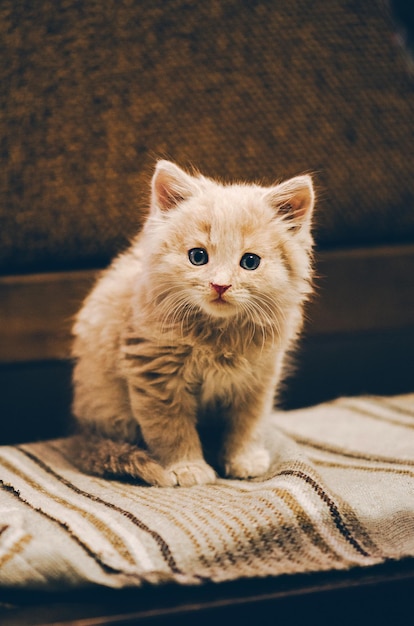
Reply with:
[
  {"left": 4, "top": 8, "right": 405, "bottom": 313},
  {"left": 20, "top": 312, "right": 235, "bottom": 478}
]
[
  {"left": 167, "top": 460, "right": 217, "bottom": 487},
  {"left": 224, "top": 447, "right": 271, "bottom": 479}
]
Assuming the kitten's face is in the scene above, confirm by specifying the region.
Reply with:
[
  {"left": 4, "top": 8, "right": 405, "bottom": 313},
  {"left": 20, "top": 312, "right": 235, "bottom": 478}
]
[{"left": 144, "top": 161, "right": 314, "bottom": 328}]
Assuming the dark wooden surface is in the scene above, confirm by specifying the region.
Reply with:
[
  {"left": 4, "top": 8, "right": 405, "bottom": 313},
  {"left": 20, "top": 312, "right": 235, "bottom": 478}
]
[{"left": 1, "top": 559, "right": 414, "bottom": 625}]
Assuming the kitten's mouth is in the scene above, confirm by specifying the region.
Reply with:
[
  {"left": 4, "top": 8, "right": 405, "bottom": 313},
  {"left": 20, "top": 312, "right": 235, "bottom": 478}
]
[
  {"left": 204, "top": 284, "right": 236, "bottom": 317},
  {"left": 206, "top": 296, "right": 237, "bottom": 318},
  {"left": 212, "top": 294, "right": 231, "bottom": 306}
]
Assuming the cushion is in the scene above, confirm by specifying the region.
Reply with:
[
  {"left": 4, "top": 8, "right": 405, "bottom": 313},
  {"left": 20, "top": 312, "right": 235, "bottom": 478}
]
[
  {"left": 0, "top": 393, "right": 413, "bottom": 591},
  {"left": 1, "top": 0, "right": 413, "bottom": 275}
]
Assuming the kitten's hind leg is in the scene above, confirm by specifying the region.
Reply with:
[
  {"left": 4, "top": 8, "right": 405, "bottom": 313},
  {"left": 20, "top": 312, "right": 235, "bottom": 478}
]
[{"left": 65, "top": 431, "right": 177, "bottom": 487}]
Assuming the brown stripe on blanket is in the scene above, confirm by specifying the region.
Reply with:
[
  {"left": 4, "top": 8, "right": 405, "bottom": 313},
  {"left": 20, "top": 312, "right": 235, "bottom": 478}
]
[
  {"left": 168, "top": 482, "right": 333, "bottom": 570},
  {"left": 124, "top": 485, "right": 227, "bottom": 573},
  {"left": 222, "top": 480, "right": 346, "bottom": 565},
  {"left": 277, "top": 432, "right": 414, "bottom": 467},
  {"left": 337, "top": 399, "right": 414, "bottom": 430},
  {"left": 252, "top": 494, "right": 307, "bottom": 564},
  {"left": 198, "top": 487, "right": 296, "bottom": 566},
  {"left": 18, "top": 445, "right": 183, "bottom": 576},
  {"left": 279, "top": 470, "right": 371, "bottom": 558},
  {"left": 300, "top": 459, "right": 403, "bottom": 557},
  {"left": 0, "top": 480, "right": 122, "bottom": 574},
  {"left": 298, "top": 463, "right": 380, "bottom": 557},
  {"left": 0, "top": 528, "right": 32, "bottom": 569},
  {"left": 204, "top": 485, "right": 316, "bottom": 566},
  {"left": 371, "top": 397, "right": 414, "bottom": 419},
  {"left": 3, "top": 452, "right": 136, "bottom": 566},
  {"left": 265, "top": 457, "right": 379, "bottom": 564},
  {"left": 215, "top": 502, "right": 299, "bottom": 573},
  {"left": 272, "top": 487, "right": 339, "bottom": 559},
  {"left": 128, "top": 481, "right": 302, "bottom": 575},
  {"left": 213, "top": 496, "right": 287, "bottom": 564},
  {"left": 132, "top": 483, "right": 252, "bottom": 570},
  {"left": 312, "top": 457, "right": 414, "bottom": 479},
  {"left": 364, "top": 396, "right": 414, "bottom": 426}
]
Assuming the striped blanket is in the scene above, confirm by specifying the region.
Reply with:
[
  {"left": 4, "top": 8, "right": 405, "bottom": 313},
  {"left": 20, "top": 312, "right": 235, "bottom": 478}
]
[{"left": 0, "top": 394, "right": 413, "bottom": 591}]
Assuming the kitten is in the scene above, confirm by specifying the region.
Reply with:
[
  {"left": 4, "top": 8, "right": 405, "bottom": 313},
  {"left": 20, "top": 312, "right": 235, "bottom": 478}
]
[{"left": 70, "top": 160, "right": 315, "bottom": 487}]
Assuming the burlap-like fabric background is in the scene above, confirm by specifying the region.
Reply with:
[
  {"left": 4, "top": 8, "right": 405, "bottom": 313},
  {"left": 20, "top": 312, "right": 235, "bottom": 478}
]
[{"left": 1, "top": 0, "right": 413, "bottom": 274}]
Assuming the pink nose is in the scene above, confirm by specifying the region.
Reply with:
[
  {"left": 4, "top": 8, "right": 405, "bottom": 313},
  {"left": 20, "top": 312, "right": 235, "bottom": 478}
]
[{"left": 210, "top": 283, "right": 231, "bottom": 296}]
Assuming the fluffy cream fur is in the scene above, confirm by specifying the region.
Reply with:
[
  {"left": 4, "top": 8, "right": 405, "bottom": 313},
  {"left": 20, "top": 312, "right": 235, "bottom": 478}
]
[{"left": 71, "top": 160, "right": 315, "bottom": 487}]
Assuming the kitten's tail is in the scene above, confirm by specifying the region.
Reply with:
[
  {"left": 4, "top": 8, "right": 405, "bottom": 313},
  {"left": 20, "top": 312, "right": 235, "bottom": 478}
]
[{"left": 65, "top": 431, "right": 176, "bottom": 487}]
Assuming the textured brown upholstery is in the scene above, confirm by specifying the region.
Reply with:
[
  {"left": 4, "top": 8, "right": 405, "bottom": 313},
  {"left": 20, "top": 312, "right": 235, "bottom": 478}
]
[{"left": 1, "top": 0, "right": 413, "bottom": 274}]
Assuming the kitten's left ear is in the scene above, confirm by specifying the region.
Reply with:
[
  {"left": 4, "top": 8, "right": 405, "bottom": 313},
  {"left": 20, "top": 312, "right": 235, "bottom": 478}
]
[
  {"left": 265, "top": 175, "right": 315, "bottom": 231},
  {"left": 151, "top": 160, "right": 198, "bottom": 212}
]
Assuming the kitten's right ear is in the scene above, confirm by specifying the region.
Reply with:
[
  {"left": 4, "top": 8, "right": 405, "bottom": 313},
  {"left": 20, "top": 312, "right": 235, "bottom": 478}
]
[
  {"left": 151, "top": 160, "right": 197, "bottom": 212},
  {"left": 265, "top": 175, "right": 315, "bottom": 232}
]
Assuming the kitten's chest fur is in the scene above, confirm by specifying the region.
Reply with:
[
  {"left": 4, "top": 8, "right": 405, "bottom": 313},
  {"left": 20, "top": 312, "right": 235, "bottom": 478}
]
[
  {"left": 193, "top": 341, "right": 254, "bottom": 406},
  {"left": 122, "top": 321, "right": 272, "bottom": 410}
]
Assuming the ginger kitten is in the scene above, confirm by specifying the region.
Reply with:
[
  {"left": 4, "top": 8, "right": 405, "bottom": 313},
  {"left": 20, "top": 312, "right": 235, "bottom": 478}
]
[{"left": 70, "top": 160, "right": 315, "bottom": 487}]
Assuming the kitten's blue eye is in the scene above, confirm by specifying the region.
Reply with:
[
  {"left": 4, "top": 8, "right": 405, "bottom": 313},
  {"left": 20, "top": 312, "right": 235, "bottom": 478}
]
[
  {"left": 240, "top": 253, "right": 261, "bottom": 271},
  {"left": 188, "top": 248, "right": 209, "bottom": 266}
]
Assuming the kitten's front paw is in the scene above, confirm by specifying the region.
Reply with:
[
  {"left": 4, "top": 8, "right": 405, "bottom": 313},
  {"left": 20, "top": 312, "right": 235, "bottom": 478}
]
[
  {"left": 224, "top": 447, "right": 271, "bottom": 479},
  {"left": 167, "top": 460, "right": 217, "bottom": 487}
]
